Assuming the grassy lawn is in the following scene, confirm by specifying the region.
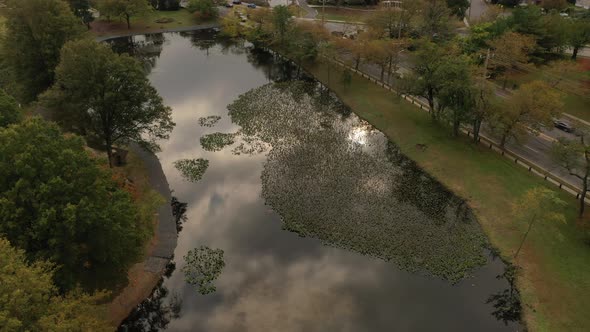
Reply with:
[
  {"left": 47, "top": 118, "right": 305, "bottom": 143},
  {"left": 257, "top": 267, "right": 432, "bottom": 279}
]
[
  {"left": 306, "top": 60, "right": 590, "bottom": 331},
  {"left": 91, "top": 8, "right": 214, "bottom": 37},
  {"left": 317, "top": 7, "right": 373, "bottom": 22}
]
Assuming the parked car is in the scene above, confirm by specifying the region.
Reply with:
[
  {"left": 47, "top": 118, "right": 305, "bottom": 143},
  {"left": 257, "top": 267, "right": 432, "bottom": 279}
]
[
  {"left": 554, "top": 120, "right": 575, "bottom": 133},
  {"left": 232, "top": 0, "right": 241, "bottom": 4},
  {"left": 225, "top": 2, "right": 234, "bottom": 7},
  {"left": 247, "top": 3, "right": 256, "bottom": 8}
]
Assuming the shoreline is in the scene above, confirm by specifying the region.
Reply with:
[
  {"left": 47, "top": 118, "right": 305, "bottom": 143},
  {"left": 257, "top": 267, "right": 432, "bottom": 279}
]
[{"left": 107, "top": 143, "right": 177, "bottom": 327}]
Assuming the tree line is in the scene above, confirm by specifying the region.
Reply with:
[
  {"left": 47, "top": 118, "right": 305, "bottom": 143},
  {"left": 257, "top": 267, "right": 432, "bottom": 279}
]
[
  {"left": 0, "top": 0, "right": 175, "bottom": 328},
  {"left": 227, "top": 1, "right": 590, "bottom": 215}
]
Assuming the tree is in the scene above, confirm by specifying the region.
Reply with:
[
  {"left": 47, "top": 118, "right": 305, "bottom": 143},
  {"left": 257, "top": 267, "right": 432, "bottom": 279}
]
[
  {"left": 366, "top": 39, "right": 405, "bottom": 83},
  {"left": 97, "top": 0, "right": 152, "bottom": 29},
  {"left": 334, "top": 33, "right": 371, "bottom": 70},
  {"left": 286, "top": 24, "right": 322, "bottom": 77},
  {"left": 567, "top": 18, "right": 590, "bottom": 60},
  {"left": 417, "top": 0, "right": 453, "bottom": 39},
  {"left": 43, "top": 39, "right": 174, "bottom": 167},
  {"left": 541, "top": 0, "right": 568, "bottom": 11},
  {"left": 552, "top": 125, "right": 590, "bottom": 216},
  {"left": 0, "top": 118, "right": 152, "bottom": 290},
  {"left": 220, "top": 14, "right": 243, "bottom": 38},
  {"left": 187, "top": 0, "right": 219, "bottom": 19},
  {"left": 2, "top": 0, "right": 84, "bottom": 101},
  {"left": 0, "top": 89, "right": 21, "bottom": 128},
  {"left": 487, "top": 31, "right": 536, "bottom": 89},
  {"left": 151, "top": 0, "right": 181, "bottom": 10},
  {"left": 542, "top": 60, "right": 580, "bottom": 91},
  {"left": 245, "top": 7, "right": 273, "bottom": 46},
  {"left": 471, "top": 74, "right": 498, "bottom": 143},
  {"left": 511, "top": 187, "right": 565, "bottom": 258},
  {"left": 437, "top": 55, "right": 475, "bottom": 136},
  {"left": 0, "top": 238, "right": 110, "bottom": 331},
  {"left": 272, "top": 5, "right": 293, "bottom": 46},
  {"left": 68, "top": 0, "right": 95, "bottom": 28},
  {"left": 400, "top": 40, "right": 447, "bottom": 121},
  {"left": 446, "top": 0, "right": 469, "bottom": 19},
  {"left": 491, "top": 81, "right": 563, "bottom": 148}
]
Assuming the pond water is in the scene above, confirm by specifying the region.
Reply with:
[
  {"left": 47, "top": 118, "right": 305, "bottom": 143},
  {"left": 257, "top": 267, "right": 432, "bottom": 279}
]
[{"left": 113, "top": 32, "right": 520, "bottom": 331}]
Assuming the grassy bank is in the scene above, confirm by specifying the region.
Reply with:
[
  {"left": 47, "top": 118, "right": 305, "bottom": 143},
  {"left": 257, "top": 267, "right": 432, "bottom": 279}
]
[
  {"left": 306, "top": 60, "right": 590, "bottom": 331},
  {"left": 317, "top": 7, "right": 373, "bottom": 22},
  {"left": 90, "top": 8, "right": 212, "bottom": 37}
]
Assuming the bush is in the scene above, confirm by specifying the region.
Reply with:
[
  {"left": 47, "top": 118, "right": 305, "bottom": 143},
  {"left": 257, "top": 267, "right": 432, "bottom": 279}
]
[
  {"left": 187, "top": 0, "right": 219, "bottom": 19},
  {"left": 0, "top": 118, "right": 152, "bottom": 290},
  {"left": 0, "top": 89, "right": 21, "bottom": 127}
]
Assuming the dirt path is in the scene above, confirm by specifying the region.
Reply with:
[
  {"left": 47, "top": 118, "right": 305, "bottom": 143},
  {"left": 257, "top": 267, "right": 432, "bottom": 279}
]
[{"left": 106, "top": 144, "right": 176, "bottom": 327}]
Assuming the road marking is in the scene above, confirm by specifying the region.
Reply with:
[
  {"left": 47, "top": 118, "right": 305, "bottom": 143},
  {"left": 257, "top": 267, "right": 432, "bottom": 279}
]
[
  {"left": 525, "top": 145, "right": 540, "bottom": 154},
  {"left": 538, "top": 132, "right": 557, "bottom": 143}
]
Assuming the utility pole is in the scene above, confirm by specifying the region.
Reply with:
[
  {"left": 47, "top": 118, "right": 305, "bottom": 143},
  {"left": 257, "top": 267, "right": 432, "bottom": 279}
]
[
  {"left": 482, "top": 48, "right": 490, "bottom": 80},
  {"left": 322, "top": 0, "right": 326, "bottom": 25},
  {"left": 468, "top": 0, "right": 473, "bottom": 21},
  {"left": 397, "top": 0, "right": 403, "bottom": 39}
]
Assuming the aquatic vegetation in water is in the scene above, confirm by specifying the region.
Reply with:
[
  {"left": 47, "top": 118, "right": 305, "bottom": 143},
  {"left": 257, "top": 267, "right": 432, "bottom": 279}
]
[
  {"left": 228, "top": 82, "right": 488, "bottom": 283},
  {"left": 231, "top": 135, "right": 269, "bottom": 156},
  {"left": 200, "top": 132, "right": 236, "bottom": 152},
  {"left": 198, "top": 115, "right": 222, "bottom": 127},
  {"left": 173, "top": 158, "right": 209, "bottom": 182},
  {"left": 181, "top": 246, "right": 225, "bottom": 295}
]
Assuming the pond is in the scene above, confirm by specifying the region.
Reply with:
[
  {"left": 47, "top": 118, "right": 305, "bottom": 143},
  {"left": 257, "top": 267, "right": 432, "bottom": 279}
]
[{"left": 112, "top": 32, "right": 520, "bottom": 331}]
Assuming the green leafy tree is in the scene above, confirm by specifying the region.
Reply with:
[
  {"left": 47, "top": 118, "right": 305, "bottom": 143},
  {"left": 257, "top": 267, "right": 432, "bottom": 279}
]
[
  {"left": 437, "top": 55, "right": 475, "bottom": 136},
  {"left": 187, "top": 0, "right": 218, "bottom": 18},
  {"left": 0, "top": 238, "right": 110, "bottom": 331},
  {"left": 0, "top": 89, "right": 21, "bottom": 127},
  {"left": 2, "top": 0, "right": 84, "bottom": 101},
  {"left": 490, "top": 80, "right": 563, "bottom": 148},
  {"left": 68, "top": 0, "right": 95, "bottom": 28},
  {"left": 511, "top": 187, "right": 565, "bottom": 258},
  {"left": 0, "top": 118, "right": 151, "bottom": 290},
  {"left": 272, "top": 5, "right": 293, "bottom": 46},
  {"left": 43, "top": 39, "right": 174, "bottom": 167},
  {"left": 96, "top": 0, "right": 152, "bottom": 29},
  {"left": 471, "top": 74, "right": 498, "bottom": 143},
  {"left": 487, "top": 31, "right": 536, "bottom": 89},
  {"left": 446, "top": 0, "right": 469, "bottom": 19},
  {"left": 417, "top": 0, "right": 453, "bottom": 39},
  {"left": 552, "top": 124, "right": 590, "bottom": 217},
  {"left": 400, "top": 40, "right": 447, "bottom": 121},
  {"left": 567, "top": 18, "right": 590, "bottom": 60}
]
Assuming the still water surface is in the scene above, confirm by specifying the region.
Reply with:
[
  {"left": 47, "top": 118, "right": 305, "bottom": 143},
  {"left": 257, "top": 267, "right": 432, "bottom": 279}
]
[{"left": 113, "top": 32, "right": 518, "bottom": 331}]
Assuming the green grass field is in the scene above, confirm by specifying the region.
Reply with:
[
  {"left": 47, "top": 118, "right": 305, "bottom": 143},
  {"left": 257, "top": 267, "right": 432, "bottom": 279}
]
[
  {"left": 317, "top": 7, "right": 373, "bottom": 22},
  {"left": 306, "top": 60, "right": 590, "bottom": 331},
  {"left": 91, "top": 8, "right": 211, "bottom": 37}
]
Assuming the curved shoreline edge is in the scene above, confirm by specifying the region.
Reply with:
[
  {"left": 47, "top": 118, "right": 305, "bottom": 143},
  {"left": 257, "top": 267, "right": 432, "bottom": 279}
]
[
  {"left": 107, "top": 143, "right": 177, "bottom": 327},
  {"left": 98, "top": 24, "right": 219, "bottom": 328},
  {"left": 95, "top": 23, "right": 221, "bottom": 42}
]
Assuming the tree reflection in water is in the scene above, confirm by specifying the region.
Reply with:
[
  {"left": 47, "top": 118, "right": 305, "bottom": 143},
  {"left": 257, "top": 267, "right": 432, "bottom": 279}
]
[
  {"left": 487, "top": 264, "right": 522, "bottom": 325},
  {"left": 118, "top": 197, "right": 188, "bottom": 331}
]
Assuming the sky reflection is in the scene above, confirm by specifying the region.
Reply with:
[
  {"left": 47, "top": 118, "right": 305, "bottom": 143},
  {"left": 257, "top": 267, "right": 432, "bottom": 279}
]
[{"left": 118, "top": 32, "right": 520, "bottom": 331}]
